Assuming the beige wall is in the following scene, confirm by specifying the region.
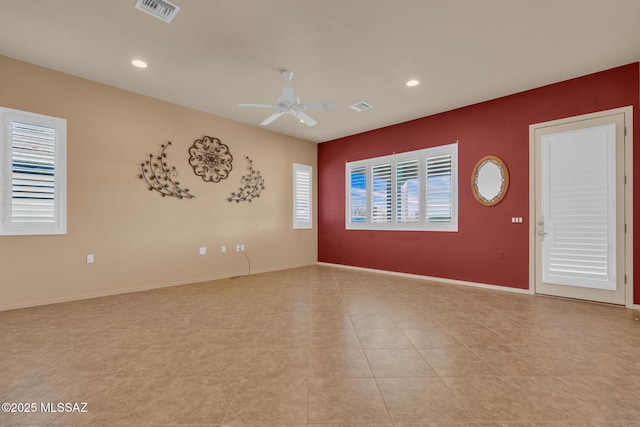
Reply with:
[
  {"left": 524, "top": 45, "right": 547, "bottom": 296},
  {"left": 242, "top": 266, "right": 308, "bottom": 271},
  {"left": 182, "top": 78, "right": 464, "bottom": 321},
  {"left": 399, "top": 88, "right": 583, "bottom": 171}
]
[{"left": 0, "top": 56, "right": 317, "bottom": 311}]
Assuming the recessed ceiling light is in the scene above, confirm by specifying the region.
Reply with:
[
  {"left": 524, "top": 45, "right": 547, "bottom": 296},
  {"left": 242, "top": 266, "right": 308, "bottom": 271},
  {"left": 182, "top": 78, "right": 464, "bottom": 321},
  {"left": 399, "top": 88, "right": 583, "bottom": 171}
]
[
  {"left": 406, "top": 79, "right": 419, "bottom": 87},
  {"left": 132, "top": 59, "right": 148, "bottom": 68}
]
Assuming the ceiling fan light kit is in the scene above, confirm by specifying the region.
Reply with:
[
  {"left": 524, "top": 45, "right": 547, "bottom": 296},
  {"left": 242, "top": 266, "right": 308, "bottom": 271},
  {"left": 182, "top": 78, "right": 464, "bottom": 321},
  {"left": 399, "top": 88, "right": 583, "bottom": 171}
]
[{"left": 238, "top": 70, "right": 336, "bottom": 127}]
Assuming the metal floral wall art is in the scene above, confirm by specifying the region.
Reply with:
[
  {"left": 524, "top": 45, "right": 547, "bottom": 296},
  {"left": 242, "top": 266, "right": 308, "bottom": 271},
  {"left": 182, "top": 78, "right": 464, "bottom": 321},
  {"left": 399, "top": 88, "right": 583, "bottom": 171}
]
[
  {"left": 227, "top": 156, "right": 265, "bottom": 203},
  {"left": 139, "top": 141, "right": 194, "bottom": 199},
  {"left": 188, "top": 136, "right": 233, "bottom": 182}
]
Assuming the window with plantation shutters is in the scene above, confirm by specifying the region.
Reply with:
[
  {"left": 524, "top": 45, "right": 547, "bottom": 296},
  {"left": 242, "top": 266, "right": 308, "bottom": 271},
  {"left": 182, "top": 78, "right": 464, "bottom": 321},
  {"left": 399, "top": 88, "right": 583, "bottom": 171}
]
[
  {"left": 346, "top": 143, "right": 457, "bottom": 231},
  {"left": 293, "top": 163, "right": 312, "bottom": 229},
  {"left": 396, "top": 159, "right": 419, "bottom": 223},
  {"left": 1, "top": 108, "right": 66, "bottom": 235},
  {"left": 349, "top": 166, "right": 367, "bottom": 223},
  {"left": 371, "top": 163, "right": 392, "bottom": 223},
  {"left": 426, "top": 154, "right": 453, "bottom": 223}
]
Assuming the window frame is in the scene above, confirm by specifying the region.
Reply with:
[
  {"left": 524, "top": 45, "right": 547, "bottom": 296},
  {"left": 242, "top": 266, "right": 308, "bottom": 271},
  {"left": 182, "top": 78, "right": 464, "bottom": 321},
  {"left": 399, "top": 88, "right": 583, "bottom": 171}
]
[
  {"left": 345, "top": 143, "right": 458, "bottom": 232},
  {"left": 293, "top": 163, "right": 312, "bottom": 229},
  {"left": 0, "top": 107, "right": 67, "bottom": 236}
]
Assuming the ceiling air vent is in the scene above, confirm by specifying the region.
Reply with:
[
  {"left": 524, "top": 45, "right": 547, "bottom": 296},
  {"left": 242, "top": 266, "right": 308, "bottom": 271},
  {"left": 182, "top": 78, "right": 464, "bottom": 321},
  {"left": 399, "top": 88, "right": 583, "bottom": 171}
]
[
  {"left": 349, "top": 101, "right": 373, "bottom": 112},
  {"left": 135, "top": 0, "right": 181, "bottom": 23}
]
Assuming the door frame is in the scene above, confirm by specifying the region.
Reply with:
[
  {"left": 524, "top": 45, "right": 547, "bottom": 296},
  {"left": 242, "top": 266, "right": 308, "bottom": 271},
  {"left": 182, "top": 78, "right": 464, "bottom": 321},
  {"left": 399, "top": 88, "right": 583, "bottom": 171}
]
[{"left": 528, "top": 106, "right": 634, "bottom": 308}]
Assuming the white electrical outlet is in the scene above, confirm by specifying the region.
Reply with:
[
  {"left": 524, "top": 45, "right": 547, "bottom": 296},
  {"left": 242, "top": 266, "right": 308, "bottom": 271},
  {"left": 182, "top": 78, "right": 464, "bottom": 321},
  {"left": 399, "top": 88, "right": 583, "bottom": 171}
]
[
  {"left": 221, "top": 245, "right": 226, "bottom": 253},
  {"left": 199, "top": 247, "right": 207, "bottom": 255},
  {"left": 236, "top": 245, "right": 240, "bottom": 252},
  {"left": 86, "top": 254, "right": 94, "bottom": 264},
  {"left": 240, "top": 244, "right": 245, "bottom": 251}
]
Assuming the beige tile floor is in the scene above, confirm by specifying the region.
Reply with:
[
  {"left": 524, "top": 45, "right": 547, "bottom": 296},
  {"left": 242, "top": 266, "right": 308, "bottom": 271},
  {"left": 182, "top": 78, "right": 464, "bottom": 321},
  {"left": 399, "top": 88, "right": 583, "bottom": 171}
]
[{"left": 1, "top": 265, "right": 640, "bottom": 426}]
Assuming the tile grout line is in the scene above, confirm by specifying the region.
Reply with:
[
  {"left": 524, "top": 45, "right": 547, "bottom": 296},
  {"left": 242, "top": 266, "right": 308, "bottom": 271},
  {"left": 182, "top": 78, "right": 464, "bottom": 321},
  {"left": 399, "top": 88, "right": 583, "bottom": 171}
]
[{"left": 354, "top": 273, "right": 398, "bottom": 424}]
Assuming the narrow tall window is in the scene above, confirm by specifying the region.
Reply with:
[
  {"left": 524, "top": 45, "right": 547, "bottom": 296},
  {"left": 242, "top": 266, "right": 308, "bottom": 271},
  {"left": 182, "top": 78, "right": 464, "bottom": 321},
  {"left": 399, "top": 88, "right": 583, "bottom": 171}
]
[
  {"left": 293, "top": 163, "right": 312, "bottom": 229},
  {"left": 345, "top": 143, "right": 457, "bottom": 231},
  {"left": 1, "top": 108, "right": 67, "bottom": 235}
]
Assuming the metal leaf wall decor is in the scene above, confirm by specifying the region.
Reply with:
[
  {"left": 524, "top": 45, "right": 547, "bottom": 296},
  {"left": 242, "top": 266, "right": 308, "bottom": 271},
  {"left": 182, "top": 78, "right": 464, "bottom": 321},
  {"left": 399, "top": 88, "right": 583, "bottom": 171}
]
[
  {"left": 188, "top": 136, "right": 233, "bottom": 182},
  {"left": 227, "top": 156, "right": 265, "bottom": 203},
  {"left": 138, "top": 142, "right": 194, "bottom": 199}
]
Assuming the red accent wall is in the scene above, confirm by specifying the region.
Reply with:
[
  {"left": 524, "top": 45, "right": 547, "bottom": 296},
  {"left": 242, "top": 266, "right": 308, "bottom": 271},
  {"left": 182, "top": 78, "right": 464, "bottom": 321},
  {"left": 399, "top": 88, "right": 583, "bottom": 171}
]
[{"left": 318, "top": 63, "right": 640, "bottom": 303}]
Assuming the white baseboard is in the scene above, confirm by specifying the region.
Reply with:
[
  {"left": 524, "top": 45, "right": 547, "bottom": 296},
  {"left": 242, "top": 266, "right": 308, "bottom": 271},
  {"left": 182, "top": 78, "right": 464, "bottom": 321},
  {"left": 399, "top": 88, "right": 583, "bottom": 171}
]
[
  {"left": 4, "top": 262, "right": 634, "bottom": 313},
  {"left": 317, "top": 262, "right": 531, "bottom": 294},
  {"left": 0, "top": 263, "right": 315, "bottom": 312}
]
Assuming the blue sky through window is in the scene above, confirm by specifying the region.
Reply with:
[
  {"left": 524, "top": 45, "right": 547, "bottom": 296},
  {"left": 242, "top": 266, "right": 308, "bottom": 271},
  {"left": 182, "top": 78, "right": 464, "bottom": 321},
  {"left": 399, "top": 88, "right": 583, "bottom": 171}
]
[{"left": 350, "top": 168, "right": 366, "bottom": 222}]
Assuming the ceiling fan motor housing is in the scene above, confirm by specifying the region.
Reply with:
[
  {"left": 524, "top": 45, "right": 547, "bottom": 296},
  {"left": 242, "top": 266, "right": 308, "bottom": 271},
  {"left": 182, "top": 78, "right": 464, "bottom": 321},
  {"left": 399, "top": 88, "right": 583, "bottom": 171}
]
[
  {"left": 238, "top": 69, "right": 335, "bottom": 127},
  {"left": 282, "top": 70, "right": 294, "bottom": 81}
]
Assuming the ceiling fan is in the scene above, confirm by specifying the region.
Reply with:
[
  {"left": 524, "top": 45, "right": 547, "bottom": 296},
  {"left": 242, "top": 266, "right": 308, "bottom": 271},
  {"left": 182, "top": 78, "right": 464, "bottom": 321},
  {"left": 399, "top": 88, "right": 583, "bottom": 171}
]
[{"left": 238, "top": 70, "right": 336, "bottom": 127}]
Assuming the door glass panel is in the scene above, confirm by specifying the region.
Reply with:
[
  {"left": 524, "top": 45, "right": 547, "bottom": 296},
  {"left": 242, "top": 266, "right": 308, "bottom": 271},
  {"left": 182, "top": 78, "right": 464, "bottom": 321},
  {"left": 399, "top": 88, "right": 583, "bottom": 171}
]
[{"left": 541, "top": 124, "right": 616, "bottom": 290}]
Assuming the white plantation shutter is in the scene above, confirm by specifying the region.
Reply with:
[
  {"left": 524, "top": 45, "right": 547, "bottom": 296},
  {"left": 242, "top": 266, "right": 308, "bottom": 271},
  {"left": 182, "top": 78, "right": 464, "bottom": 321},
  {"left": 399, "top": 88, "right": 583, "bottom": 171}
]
[
  {"left": 426, "top": 154, "right": 453, "bottom": 223},
  {"left": 348, "top": 166, "right": 367, "bottom": 223},
  {"left": 396, "top": 159, "right": 419, "bottom": 223},
  {"left": 371, "top": 163, "right": 392, "bottom": 223},
  {"left": 293, "top": 163, "right": 312, "bottom": 229},
  {"left": 542, "top": 124, "right": 616, "bottom": 289},
  {"left": 1, "top": 108, "right": 66, "bottom": 235},
  {"left": 11, "top": 121, "right": 56, "bottom": 222}
]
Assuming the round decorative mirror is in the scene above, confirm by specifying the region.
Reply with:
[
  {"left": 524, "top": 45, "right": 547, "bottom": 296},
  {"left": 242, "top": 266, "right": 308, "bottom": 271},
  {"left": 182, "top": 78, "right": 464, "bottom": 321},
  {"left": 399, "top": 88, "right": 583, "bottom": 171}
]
[{"left": 471, "top": 155, "right": 509, "bottom": 206}]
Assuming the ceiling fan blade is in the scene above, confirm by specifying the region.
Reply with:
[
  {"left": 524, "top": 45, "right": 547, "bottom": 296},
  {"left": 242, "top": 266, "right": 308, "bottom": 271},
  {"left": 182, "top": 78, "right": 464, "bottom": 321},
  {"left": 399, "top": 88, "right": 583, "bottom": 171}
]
[
  {"left": 260, "top": 111, "right": 284, "bottom": 126},
  {"left": 292, "top": 110, "right": 318, "bottom": 127},
  {"left": 298, "top": 101, "right": 337, "bottom": 110},
  {"left": 238, "top": 103, "right": 275, "bottom": 108}
]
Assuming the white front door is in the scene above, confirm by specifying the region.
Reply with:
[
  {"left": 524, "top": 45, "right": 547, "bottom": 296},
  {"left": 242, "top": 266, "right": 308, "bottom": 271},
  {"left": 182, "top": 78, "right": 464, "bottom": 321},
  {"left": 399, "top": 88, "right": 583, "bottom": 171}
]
[{"left": 531, "top": 109, "right": 630, "bottom": 305}]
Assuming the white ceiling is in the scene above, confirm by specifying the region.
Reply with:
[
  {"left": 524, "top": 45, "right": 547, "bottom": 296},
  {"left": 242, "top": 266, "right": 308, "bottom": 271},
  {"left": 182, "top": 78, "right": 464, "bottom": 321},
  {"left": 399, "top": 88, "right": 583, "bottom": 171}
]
[{"left": 1, "top": 0, "right": 639, "bottom": 143}]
